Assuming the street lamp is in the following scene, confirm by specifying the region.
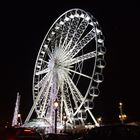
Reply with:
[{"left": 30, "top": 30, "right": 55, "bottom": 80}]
[
  {"left": 63, "top": 115, "right": 67, "bottom": 132},
  {"left": 54, "top": 99, "right": 58, "bottom": 134},
  {"left": 97, "top": 117, "right": 102, "bottom": 126},
  {"left": 119, "top": 102, "right": 127, "bottom": 124},
  {"left": 17, "top": 114, "right": 21, "bottom": 118},
  {"left": 17, "top": 113, "right": 22, "bottom": 127}
]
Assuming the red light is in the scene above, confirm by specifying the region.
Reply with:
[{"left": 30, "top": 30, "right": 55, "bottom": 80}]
[{"left": 23, "top": 129, "right": 33, "bottom": 133}]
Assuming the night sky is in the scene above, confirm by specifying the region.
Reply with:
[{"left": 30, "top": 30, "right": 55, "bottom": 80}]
[{"left": 0, "top": 1, "right": 140, "bottom": 126}]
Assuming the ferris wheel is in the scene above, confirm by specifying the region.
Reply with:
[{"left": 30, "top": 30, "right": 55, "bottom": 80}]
[{"left": 25, "top": 8, "right": 106, "bottom": 131}]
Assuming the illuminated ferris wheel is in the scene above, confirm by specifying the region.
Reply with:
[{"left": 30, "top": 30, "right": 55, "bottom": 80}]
[{"left": 25, "top": 8, "right": 106, "bottom": 132}]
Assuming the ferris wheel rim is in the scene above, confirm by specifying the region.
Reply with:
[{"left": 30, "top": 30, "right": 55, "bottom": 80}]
[{"left": 31, "top": 8, "right": 105, "bottom": 126}]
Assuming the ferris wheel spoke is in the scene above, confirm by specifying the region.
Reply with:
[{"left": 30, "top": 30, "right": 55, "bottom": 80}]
[
  {"left": 34, "top": 73, "right": 48, "bottom": 88},
  {"left": 63, "top": 67, "right": 92, "bottom": 80},
  {"left": 67, "top": 76, "right": 84, "bottom": 103},
  {"left": 68, "top": 20, "right": 89, "bottom": 50},
  {"left": 37, "top": 72, "right": 53, "bottom": 117},
  {"left": 35, "top": 68, "right": 49, "bottom": 76},
  {"left": 40, "top": 79, "right": 53, "bottom": 118},
  {"left": 58, "top": 30, "right": 66, "bottom": 49},
  {"left": 41, "top": 59, "right": 48, "bottom": 64},
  {"left": 64, "top": 17, "right": 81, "bottom": 50},
  {"left": 63, "top": 84, "right": 73, "bottom": 113},
  {"left": 25, "top": 72, "right": 53, "bottom": 122},
  {"left": 58, "top": 25, "right": 65, "bottom": 48},
  {"left": 34, "top": 70, "right": 52, "bottom": 93},
  {"left": 41, "top": 44, "right": 52, "bottom": 59},
  {"left": 64, "top": 51, "right": 96, "bottom": 66},
  {"left": 63, "top": 99, "right": 73, "bottom": 123},
  {"left": 60, "top": 83, "right": 73, "bottom": 123},
  {"left": 66, "top": 78, "right": 79, "bottom": 109},
  {"left": 70, "top": 60, "right": 83, "bottom": 87},
  {"left": 61, "top": 19, "right": 72, "bottom": 48},
  {"left": 70, "top": 28, "right": 96, "bottom": 58},
  {"left": 72, "top": 49, "right": 84, "bottom": 74}
]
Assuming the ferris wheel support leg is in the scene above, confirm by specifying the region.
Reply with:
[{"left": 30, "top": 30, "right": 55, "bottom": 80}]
[
  {"left": 87, "top": 109, "right": 99, "bottom": 127},
  {"left": 24, "top": 89, "right": 44, "bottom": 123},
  {"left": 24, "top": 103, "right": 36, "bottom": 123}
]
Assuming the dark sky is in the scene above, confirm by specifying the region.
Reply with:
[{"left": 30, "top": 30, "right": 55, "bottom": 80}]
[{"left": 0, "top": 1, "right": 140, "bottom": 126}]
